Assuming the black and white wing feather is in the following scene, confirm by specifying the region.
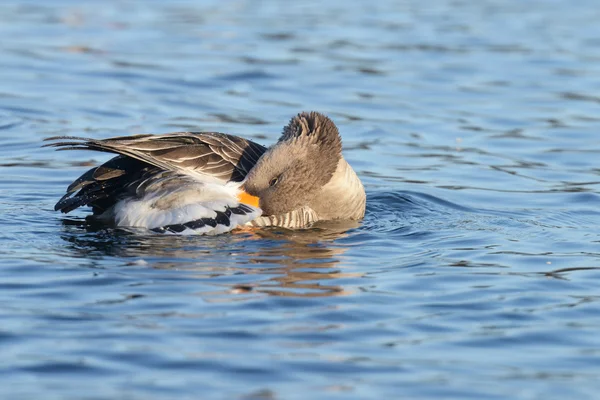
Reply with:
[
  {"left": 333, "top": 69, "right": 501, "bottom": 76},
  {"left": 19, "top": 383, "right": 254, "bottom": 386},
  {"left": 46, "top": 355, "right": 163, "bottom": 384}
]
[
  {"left": 44, "top": 132, "right": 267, "bottom": 214},
  {"left": 44, "top": 132, "right": 267, "bottom": 234}
]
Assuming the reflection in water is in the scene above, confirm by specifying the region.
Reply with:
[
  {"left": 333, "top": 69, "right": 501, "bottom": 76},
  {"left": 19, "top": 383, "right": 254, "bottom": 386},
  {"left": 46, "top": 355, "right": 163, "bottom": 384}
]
[
  {"left": 240, "top": 221, "right": 363, "bottom": 297},
  {"left": 59, "top": 218, "right": 363, "bottom": 298}
]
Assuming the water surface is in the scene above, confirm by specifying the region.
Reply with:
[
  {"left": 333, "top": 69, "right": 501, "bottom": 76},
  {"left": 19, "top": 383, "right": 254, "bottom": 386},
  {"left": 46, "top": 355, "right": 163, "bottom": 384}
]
[{"left": 1, "top": 0, "right": 600, "bottom": 399}]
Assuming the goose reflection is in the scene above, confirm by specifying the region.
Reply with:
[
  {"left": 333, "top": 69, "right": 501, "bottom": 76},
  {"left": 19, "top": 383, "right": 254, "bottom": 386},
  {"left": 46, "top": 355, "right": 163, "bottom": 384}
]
[{"left": 59, "top": 218, "right": 363, "bottom": 298}]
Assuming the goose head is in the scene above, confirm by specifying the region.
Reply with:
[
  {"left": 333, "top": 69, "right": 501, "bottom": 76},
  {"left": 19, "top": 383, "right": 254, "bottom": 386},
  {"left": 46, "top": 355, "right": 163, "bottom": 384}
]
[{"left": 241, "top": 111, "right": 343, "bottom": 217}]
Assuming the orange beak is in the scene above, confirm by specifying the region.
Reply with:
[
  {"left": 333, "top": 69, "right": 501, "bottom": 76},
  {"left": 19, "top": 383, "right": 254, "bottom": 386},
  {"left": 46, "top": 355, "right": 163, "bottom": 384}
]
[{"left": 237, "top": 190, "right": 260, "bottom": 208}]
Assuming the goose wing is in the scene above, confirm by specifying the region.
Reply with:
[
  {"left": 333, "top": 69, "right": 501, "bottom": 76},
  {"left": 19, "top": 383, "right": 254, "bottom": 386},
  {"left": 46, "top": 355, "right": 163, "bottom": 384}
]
[
  {"left": 44, "top": 132, "right": 267, "bottom": 215},
  {"left": 45, "top": 131, "right": 267, "bottom": 182}
]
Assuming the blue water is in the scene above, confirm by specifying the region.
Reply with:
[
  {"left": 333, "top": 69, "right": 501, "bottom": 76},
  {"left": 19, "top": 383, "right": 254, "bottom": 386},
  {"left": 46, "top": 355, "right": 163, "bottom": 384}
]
[{"left": 2, "top": 0, "right": 600, "bottom": 398}]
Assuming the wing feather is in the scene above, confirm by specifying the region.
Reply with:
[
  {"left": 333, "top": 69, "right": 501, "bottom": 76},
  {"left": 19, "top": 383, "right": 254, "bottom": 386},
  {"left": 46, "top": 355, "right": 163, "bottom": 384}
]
[
  {"left": 45, "top": 132, "right": 266, "bottom": 182},
  {"left": 44, "top": 132, "right": 268, "bottom": 214}
]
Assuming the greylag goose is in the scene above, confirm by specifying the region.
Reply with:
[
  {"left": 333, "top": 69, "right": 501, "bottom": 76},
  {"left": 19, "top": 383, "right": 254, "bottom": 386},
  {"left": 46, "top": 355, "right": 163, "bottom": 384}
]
[{"left": 45, "top": 111, "right": 366, "bottom": 234}]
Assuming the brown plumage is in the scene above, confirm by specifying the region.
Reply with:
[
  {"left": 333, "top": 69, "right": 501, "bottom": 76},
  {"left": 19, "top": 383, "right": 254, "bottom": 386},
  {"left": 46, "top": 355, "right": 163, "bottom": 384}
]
[
  {"left": 46, "top": 132, "right": 266, "bottom": 215},
  {"left": 45, "top": 111, "right": 366, "bottom": 232}
]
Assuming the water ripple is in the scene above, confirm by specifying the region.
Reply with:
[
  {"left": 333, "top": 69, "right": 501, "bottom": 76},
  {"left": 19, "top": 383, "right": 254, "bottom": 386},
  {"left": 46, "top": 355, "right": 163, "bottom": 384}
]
[{"left": 2, "top": 0, "right": 600, "bottom": 399}]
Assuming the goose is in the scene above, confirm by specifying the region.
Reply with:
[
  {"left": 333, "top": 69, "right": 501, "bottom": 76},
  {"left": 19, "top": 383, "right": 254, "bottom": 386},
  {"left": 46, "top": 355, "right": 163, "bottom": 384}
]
[{"left": 45, "top": 111, "right": 366, "bottom": 234}]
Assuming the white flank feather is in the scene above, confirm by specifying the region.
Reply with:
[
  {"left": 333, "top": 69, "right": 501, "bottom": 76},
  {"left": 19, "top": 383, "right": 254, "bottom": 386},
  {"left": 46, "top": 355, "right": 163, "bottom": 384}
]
[{"left": 113, "top": 180, "right": 261, "bottom": 234}]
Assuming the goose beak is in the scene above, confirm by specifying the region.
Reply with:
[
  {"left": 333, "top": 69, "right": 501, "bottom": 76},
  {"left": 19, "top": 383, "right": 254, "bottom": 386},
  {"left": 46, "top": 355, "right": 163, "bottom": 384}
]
[{"left": 237, "top": 190, "right": 260, "bottom": 208}]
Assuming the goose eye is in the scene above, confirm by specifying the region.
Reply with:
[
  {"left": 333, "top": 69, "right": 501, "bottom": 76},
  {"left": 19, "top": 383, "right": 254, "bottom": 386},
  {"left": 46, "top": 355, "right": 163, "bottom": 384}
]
[{"left": 269, "top": 177, "right": 279, "bottom": 187}]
